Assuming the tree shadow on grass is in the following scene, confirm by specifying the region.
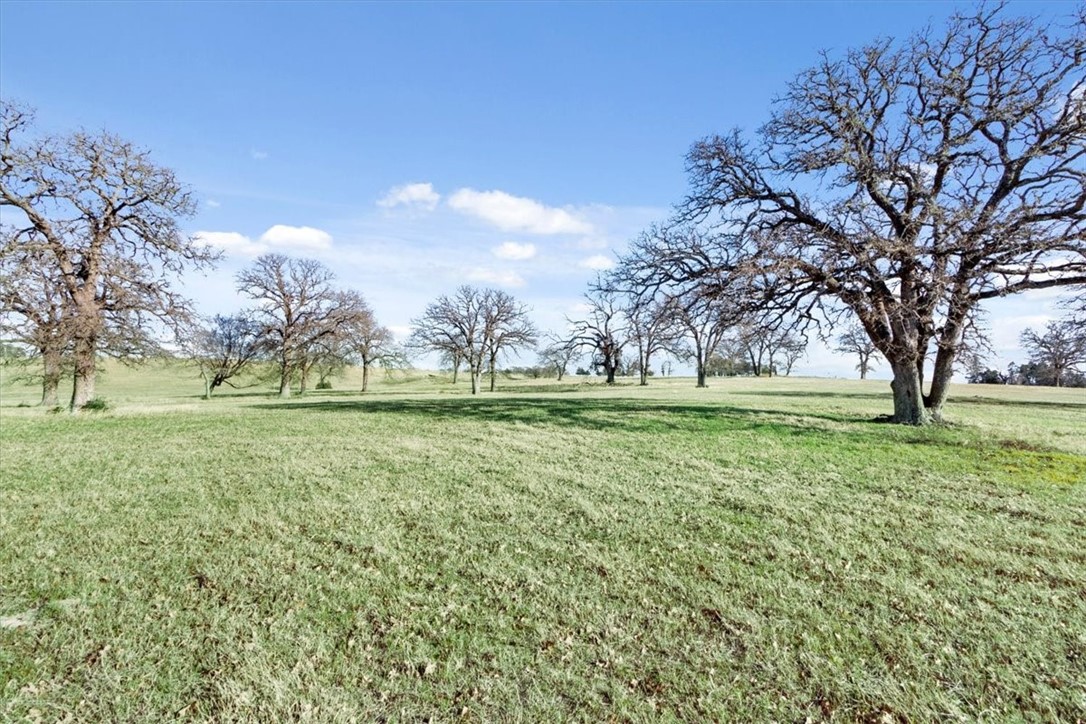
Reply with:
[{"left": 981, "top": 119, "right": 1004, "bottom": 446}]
[
  {"left": 249, "top": 396, "right": 878, "bottom": 439},
  {"left": 731, "top": 389, "right": 1086, "bottom": 411}
]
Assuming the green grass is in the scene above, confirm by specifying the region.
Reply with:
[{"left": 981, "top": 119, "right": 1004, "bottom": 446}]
[{"left": 1, "top": 364, "right": 1085, "bottom": 721}]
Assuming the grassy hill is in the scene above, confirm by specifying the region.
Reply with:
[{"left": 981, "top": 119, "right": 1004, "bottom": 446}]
[{"left": 2, "top": 363, "right": 1084, "bottom": 720}]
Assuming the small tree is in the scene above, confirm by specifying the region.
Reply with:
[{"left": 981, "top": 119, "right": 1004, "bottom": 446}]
[
  {"left": 565, "top": 287, "right": 627, "bottom": 384},
  {"left": 835, "top": 324, "right": 881, "bottom": 380},
  {"left": 183, "top": 313, "right": 269, "bottom": 399},
  {"left": 1020, "top": 320, "right": 1086, "bottom": 388},
  {"left": 482, "top": 290, "right": 538, "bottom": 392},
  {"left": 538, "top": 337, "right": 579, "bottom": 381},
  {"left": 623, "top": 292, "right": 678, "bottom": 386}
]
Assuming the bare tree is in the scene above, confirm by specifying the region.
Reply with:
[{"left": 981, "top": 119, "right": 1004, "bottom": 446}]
[
  {"left": 0, "top": 234, "right": 70, "bottom": 406},
  {"left": 623, "top": 292, "right": 678, "bottom": 386},
  {"left": 768, "top": 328, "right": 807, "bottom": 376},
  {"left": 181, "top": 313, "right": 269, "bottom": 399},
  {"left": 338, "top": 293, "right": 396, "bottom": 392},
  {"left": 730, "top": 322, "right": 771, "bottom": 378},
  {"left": 410, "top": 286, "right": 488, "bottom": 394},
  {"left": 1, "top": 102, "right": 217, "bottom": 410},
  {"left": 1020, "top": 319, "right": 1086, "bottom": 388},
  {"left": 482, "top": 289, "right": 538, "bottom": 392},
  {"left": 835, "top": 324, "right": 881, "bottom": 380},
  {"left": 565, "top": 287, "right": 627, "bottom": 384},
  {"left": 537, "top": 336, "right": 579, "bottom": 381},
  {"left": 668, "top": 289, "right": 733, "bottom": 387},
  {"left": 236, "top": 255, "right": 345, "bottom": 398},
  {"left": 681, "top": 6, "right": 1086, "bottom": 423}
]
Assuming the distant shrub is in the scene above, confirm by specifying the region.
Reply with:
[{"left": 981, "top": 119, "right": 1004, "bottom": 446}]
[
  {"left": 81, "top": 398, "right": 110, "bottom": 412},
  {"left": 47, "top": 406, "right": 64, "bottom": 415},
  {"left": 316, "top": 380, "right": 333, "bottom": 390}
]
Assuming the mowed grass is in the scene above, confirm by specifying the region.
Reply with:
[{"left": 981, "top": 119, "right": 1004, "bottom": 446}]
[{"left": 1, "top": 364, "right": 1084, "bottom": 721}]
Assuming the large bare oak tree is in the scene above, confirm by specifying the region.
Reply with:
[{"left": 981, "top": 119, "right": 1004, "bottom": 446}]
[
  {"left": 1, "top": 102, "right": 217, "bottom": 410},
  {"left": 682, "top": 6, "right": 1086, "bottom": 423}
]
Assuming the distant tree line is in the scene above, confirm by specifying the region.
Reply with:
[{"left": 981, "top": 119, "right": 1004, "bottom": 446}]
[{"left": 967, "top": 318, "right": 1086, "bottom": 388}]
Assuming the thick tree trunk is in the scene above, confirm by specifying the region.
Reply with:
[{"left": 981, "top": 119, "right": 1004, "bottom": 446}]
[
  {"left": 696, "top": 367, "right": 707, "bottom": 388},
  {"left": 40, "top": 346, "right": 62, "bottom": 407},
  {"left": 605, "top": 364, "right": 616, "bottom": 384},
  {"left": 362, "top": 363, "right": 370, "bottom": 392},
  {"left": 298, "top": 365, "right": 310, "bottom": 394},
  {"left": 639, "top": 366, "right": 648, "bottom": 386},
  {"left": 278, "top": 351, "right": 292, "bottom": 398},
  {"left": 70, "top": 334, "right": 97, "bottom": 411},
  {"left": 889, "top": 358, "right": 931, "bottom": 425},
  {"left": 489, "top": 354, "right": 497, "bottom": 392},
  {"left": 556, "top": 367, "right": 565, "bottom": 382},
  {"left": 452, "top": 361, "right": 459, "bottom": 384}
]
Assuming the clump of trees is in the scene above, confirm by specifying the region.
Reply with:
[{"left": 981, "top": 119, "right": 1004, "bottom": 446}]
[
  {"left": 408, "top": 285, "right": 537, "bottom": 394},
  {"left": 969, "top": 317, "right": 1086, "bottom": 388}
]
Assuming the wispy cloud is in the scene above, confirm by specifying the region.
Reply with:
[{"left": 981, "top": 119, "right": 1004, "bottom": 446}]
[
  {"left": 378, "top": 182, "right": 441, "bottom": 211},
  {"left": 579, "top": 254, "right": 614, "bottom": 270},
  {"left": 250, "top": 149, "right": 269, "bottom": 161},
  {"left": 492, "top": 241, "right": 537, "bottom": 261},
  {"left": 466, "top": 267, "right": 526, "bottom": 288},
  {"left": 204, "top": 199, "right": 222, "bottom": 209},
  {"left": 193, "top": 231, "right": 265, "bottom": 257},
  {"left": 448, "top": 188, "right": 593, "bottom": 235}
]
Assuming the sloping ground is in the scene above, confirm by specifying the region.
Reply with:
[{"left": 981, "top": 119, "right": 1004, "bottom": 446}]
[{"left": 1, "top": 374, "right": 1084, "bottom": 720}]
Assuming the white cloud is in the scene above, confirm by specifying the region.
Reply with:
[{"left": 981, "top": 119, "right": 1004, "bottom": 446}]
[
  {"left": 259, "top": 225, "right": 333, "bottom": 252},
  {"left": 250, "top": 149, "right": 269, "bottom": 161},
  {"left": 579, "top": 254, "right": 614, "bottom": 270},
  {"left": 492, "top": 241, "right": 537, "bottom": 261},
  {"left": 466, "top": 268, "right": 526, "bottom": 288},
  {"left": 448, "top": 188, "right": 593, "bottom": 235},
  {"left": 193, "top": 225, "right": 333, "bottom": 258},
  {"left": 192, "top": 231, "right": 265, "bottom": 258},
  {"left": 205, "top": 199, "right": 221, "bottom": 209},
  {"left": 378, "top": 182, "right": 441, "bottom": 211}
]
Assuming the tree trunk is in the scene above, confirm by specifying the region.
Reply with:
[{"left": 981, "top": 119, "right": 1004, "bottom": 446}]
[
  {"left": 890, "top": 358, "right": 931, "bottom": 425},
  {"left": 452, "top": 360, "right": 459, "bottom": 384},
  {"left": 40, "top": 346, "right": 62, "bottom": 407},
  {"left": 556, "top": 366, "right": 565, "bottom": 382},
  {"left": 69, "top": 333, "right": 97, "bottom": 411},
  {"left": 859, "top": 357, "right": 868, "bottom": 380},
  {"left": 200, "top": 367, "right": 212, "bottom": 400},
  {"left": 696, "top": 365, "right": 707, "bottom": 388},
  {"left": 639, "top": 364, "right": 648, "bottom": 386},
  {"left": 489, "top": 354, "right": 497, "bottom": 392},
  {"left": 362, "top": 362, "right": 370, "bottom": 392},
  {"left": 277, "top": 349, "right": 292, "bottom": 398},
  {"left": 298, "top": 365, "right": 310, "bottom": 394},
  {"left": 470, "top": 364, "right": 480, "bottom": 395},
  {"left": 605, "top": 363, "right": 616, "bottom": 384}
]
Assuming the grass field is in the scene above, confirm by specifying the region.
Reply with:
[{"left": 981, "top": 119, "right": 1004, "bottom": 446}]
[{"left": 1, "top": 363, "right": 1085, "bottom": 721}]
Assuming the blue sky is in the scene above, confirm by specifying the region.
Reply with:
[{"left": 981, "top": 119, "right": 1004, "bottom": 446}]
[{"left": 1, "top": 1, "right": 1075, "bottom": 378}]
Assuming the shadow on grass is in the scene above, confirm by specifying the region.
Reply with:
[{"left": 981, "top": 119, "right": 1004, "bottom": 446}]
[
  {"left": 249, "top": 396, "right": 869, "bottom": 438},
  {"left": 731, "top": 389, "right": 1086, "bottom": 411}
]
